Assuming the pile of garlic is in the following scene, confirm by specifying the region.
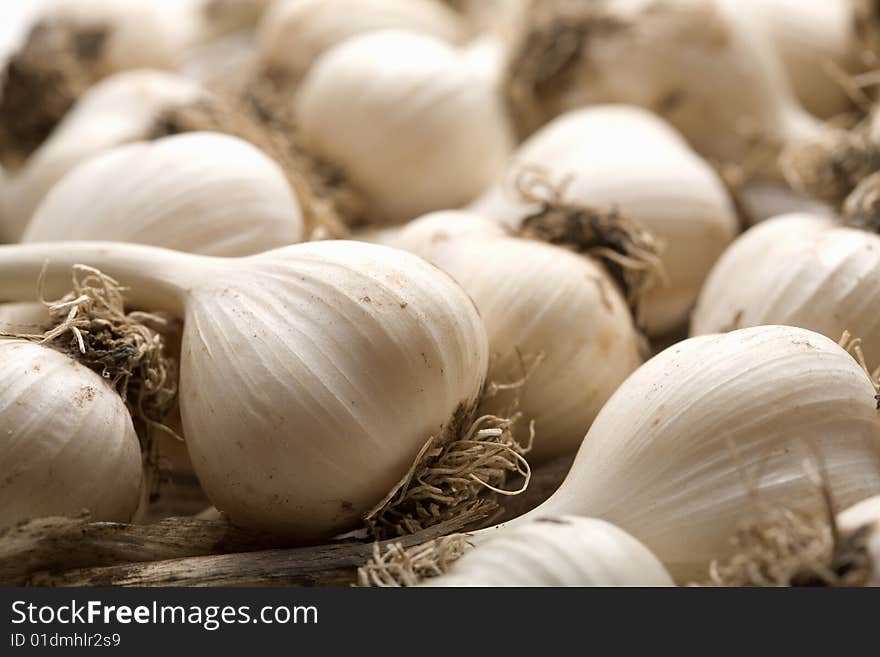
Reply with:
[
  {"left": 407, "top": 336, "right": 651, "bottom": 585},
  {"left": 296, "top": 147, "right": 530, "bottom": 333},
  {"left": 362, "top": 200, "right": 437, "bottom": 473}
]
[{"left": 1, "top": 0, "right": 879, "bottom": 589}]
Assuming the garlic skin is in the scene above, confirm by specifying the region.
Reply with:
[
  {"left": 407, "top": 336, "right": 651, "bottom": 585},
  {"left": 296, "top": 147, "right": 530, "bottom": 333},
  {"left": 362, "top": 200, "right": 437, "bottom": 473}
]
[
  {"left": 393, "top": 211, "right": 642, "bottom": 462},
  {"left": 0, "top": 340, "right": 143, "bottom": 527},
  {"left": 427, "top": 516, "right": 673, "bottom": 587},
  {"left": 256, "top": 0, "right": 465, "bottom": 84},
  {"left": 738, "top": 0, "right": 864, "bottom": 119},
  {"left": 692, "top": 213, "right": 880, "bottom": 363},
  {"left": 0, "top": 240, "right": 489, "bottom": 541},
  {"left": 505, "top": 0, "right": 822, "bottom": 175},
  {"left": 0, "top": 302, "right": 50, "bottom": 334},
  {"left": 494, "top": 326, "right": 880, "bottom": 581},
  {"left": 0, "top": 70, "right": 204, "bottom": 243},
  {"left": 296, "top": 30, "right": 513, "bottom": 225},
  {"left": 473, "top": 105, "right": 739, "bottom": 336},
  {"left": 837, "top": 495, "right": 880, "bottom": 586},
  {"left": 23, "top": 132, "right": 304, "bottom": 256}
]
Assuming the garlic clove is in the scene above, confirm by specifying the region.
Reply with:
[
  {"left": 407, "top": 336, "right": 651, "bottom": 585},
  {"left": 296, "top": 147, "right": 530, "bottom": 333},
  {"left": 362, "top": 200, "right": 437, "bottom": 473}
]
[
  {"left": 425, "top": 516, "right": 674, "bottom": 587},
  {"left": 692, "top": 213, "right": 880, "bottom": 363},
  {"left": 393, "top": 210, "right": 642, "bottom": 462},
  {"left": 0, "top": 69, "right": 205, "bottom": 243},
  {"left": 23, "top": 132, "right": 304, "bottom": 256},
  {"left": 0, "top": 339, "right": 143, "bottom": 528},
  {"left": 473, "top": 105, "right": 739, "bottom": 336},
  {"left": 0, "top": 239, "right": 491, "bottom": 540},
  {"left": 296, "top": 30, "right": 513, "bottom": 225},
  {"left": 255, "top": 0, "right": 466, "bottom": 85},
  {"left": 507, "top": 325, "right": 880, "bottom": 582}
]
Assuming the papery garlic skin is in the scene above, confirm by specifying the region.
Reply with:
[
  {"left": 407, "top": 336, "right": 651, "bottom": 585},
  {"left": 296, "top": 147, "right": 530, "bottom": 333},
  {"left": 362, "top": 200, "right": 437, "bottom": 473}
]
[
  {"left": 738, "top": 0, "right": 864, "bottom": 119},
  {"left": 24, "top": 132, "right": 304, "bottom": 256},
  {"left": 507, "top": 326, "right": 880, "bottom": 582},
  {"left": 256, "top": 0, "right": 465, "bottom": 83},
  {"left": 0, "top": 239, "right": 490, "bottom": 540},
  {"left": 393, "top": 211, "right": 642, "bottom": 462},
  {"left": 692, "top": 213, "right": 880, "bottom": 363},
  {"left": 297, "top": 30, "right": 513, "bottom": 225},
  {"left": 473, "top": 105, "right": 738, "bottom": 336},
  {"left": 0, "top": 70, "right": 204, "bottom": 243},
  {"left": 0, "top": 340, "right": 143, "bottom": 527},
  {"left": 0, "top": 303, "right": 50, "bottom": 334},
  {"left": 426, "top": 516, "right": 673, "bottom": 587},
  {"left": 838, "top": 496, "right": 880, "bottom": 586}
]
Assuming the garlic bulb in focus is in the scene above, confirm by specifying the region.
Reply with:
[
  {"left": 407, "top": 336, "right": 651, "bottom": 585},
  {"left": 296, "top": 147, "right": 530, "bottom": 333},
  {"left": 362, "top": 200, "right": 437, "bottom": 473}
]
[
  {"left": 503, "top": 0, "right": 823, "bottom": 177},
  {"left": 296, "top": 30, "right": 513, "bottom": 225},
  {"left": 494, "top": 326, "right": 880, "bottom": 581},
  {"left": 393, "top": 211, "right": 641, "bottom": 462},
  {"left": 425, "top": 516, "right": 673, "bottom": 586},
  {"left": 0, "top": 340, "right": 143, "bottom": 527},
  {"left": 473, "top": 105, "right": 739, "bottom": 336},
  {"left": 24, "top": 132, "right": 304, "bottom": 256},
  {"left": 0, "top": 0, "right": 191, "bottom": 170},
  {"left": 0, "top": 70, "right": 205, "bottom": 243},
  {"left": 256, "top": 0, "right": 465, "bottom": 85},
  {"left": 0, "top": 240, "right": 489, "bottom": 540},
  {"left": 692, "top": 213, "right": 880, "bottom": 362},
  {"left": 838, "top": 496, "right": 880, "bottom": 586}
]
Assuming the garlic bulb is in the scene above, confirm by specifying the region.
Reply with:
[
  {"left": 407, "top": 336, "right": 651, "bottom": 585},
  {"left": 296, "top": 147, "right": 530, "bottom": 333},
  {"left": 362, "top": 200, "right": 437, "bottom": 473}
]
[
  {"left": 0, "top": 340, "right": 143, "bottom": 527},
  {"left": 692, "top": 213, "right": 880, "bottom": 362},
  {"left": 0, "top": 69, "right": 204, "bottom": 243},
  {"left": 256, "top": 0, "right": 465, "bottom": 84},
  {"left": 296, "top": 30, "right": 513, "bottom": 225},
  {"left": 473, "top": 105, "right": 739, "bottom": 336},
  {"left": 738, "top": 0, "right": 867, "bottom": 119},
  {"left": 0, "top": 303, "right": 50, "bottom": 334},
  {"left": 393, "top": 210, "right": 642, "bottom": 462},
  {"left": 23, "top": 132, "right": 304, "bottom": 256},
  {"left": 424, "top": 517, "right": 673, "bottom": 586},
  {"left": 503, "top": 0, "right": 823, "bottom": 177},
  {"left": 0, "top": 240, "right": 489, "bottom": 541},
  {"left": 479, "top": 326, "right": 880, "bottom": 581},
  {"left": 0, "top": 0, "right": 191, "bottom": 170},
  {"left": 838, "top": 495, "right": 880, "bottom": 586}
]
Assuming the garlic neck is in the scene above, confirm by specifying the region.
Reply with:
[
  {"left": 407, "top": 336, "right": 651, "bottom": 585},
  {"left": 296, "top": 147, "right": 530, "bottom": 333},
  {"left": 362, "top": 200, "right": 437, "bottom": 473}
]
[{"left": 0, "top": 242, "right": 199, "bottom": 315}]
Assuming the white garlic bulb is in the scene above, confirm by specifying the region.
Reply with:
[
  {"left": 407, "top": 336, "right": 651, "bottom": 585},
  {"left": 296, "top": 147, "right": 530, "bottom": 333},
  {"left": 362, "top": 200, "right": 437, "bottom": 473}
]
[
  {"left": 23, "top": 132, "right": 304, "bottom": 256},
  {"left": 838, "top": 495, "right": 880, "bottom": 586},
  {"left": 296, "top": 30, "right": 513, "bottom": 225},
  {"left": 481, "top": 326, "right": 880, "bottom": 581},
  {"left": 0, "top": 302, "right": 50, "bottom": 334},
  {"left": 692, "top": 213, "right": 880, "bottom": 362},
  {"left": 0, "top": 340, "right": 143, "bottom": 527},
  {"left": 393, "top": 211, "right": 642, "bottom": 462},
  {"left": 425, "top": 516, "right": 673, "bottom": 587},
  {"left": 473, "top": 105, "right": 739, "bottom": 336},
  {"left": 504, "top": 0, "right": 823, "bottom": 175},
  {"left": 0, "top": 70, "right": 204, "bottom": 243},
  {"left": 0, "top": 240, "right": 489, "bottom": 541},
  {"left": 256, "top": 0, "right": 465, "bottom": 83},
  {"left": 738, "top": 0, "right": 867, "bottom": 119}
]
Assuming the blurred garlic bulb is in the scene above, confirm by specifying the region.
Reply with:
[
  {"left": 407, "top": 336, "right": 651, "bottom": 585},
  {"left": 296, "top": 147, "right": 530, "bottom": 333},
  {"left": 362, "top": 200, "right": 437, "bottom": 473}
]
[
  {"left": 256, "top": 0, "right": 465, "bottom": 84},
  {"left": 503, "top": 0, "right": 823, "bottom": 177},
  {"left": 297, "top": 30, "right": 513, "bottom": 225},
  {"left": 473, "top": 105, "right": 738, "bottom": 336},
  {"left": 0, "top": 240, "right": 489, "bottom": 541},
  {"left": 0, "top": 0, "right": 191, "bottom": 169},
  {"left": 23, "top": 132, "right": 304, "bottom": 256},
  {"left": 393, "top": 211, "right": 641, "bottom": 462},
  {"left": 838, "top": 495, "right": 880, "bottom": 586},
  {"left": 481, "top": 326, "right": 880, "bottom": 581},
  {"left": 0, "top": 340, "right": 143, "bottom": 527},
  {"left": 424, "top": 517, "right": 673, "bottom": 586},
  {"left": 692, "top": 213, "right": 880, "bottom": 362},
  {"left": 0, "top": 303, "right": 50, "bottom": 334},
  {"left": 738, "top": 0, "right": 867, "bottom": 119},
  {"left": 0, "top": 70, "right": 204, "bottom": 243}
]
